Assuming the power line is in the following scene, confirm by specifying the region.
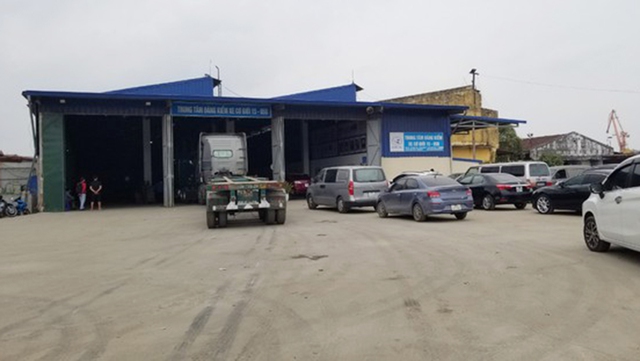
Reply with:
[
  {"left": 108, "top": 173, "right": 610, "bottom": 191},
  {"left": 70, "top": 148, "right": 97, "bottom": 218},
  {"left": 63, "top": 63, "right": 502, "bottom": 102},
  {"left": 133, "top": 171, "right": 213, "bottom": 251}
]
[
  {"left": 223, "top": 86, "right": 243, "bottom": 97},
  {"left": 483, "top": 74, "right": 640, "bottom": 95}
]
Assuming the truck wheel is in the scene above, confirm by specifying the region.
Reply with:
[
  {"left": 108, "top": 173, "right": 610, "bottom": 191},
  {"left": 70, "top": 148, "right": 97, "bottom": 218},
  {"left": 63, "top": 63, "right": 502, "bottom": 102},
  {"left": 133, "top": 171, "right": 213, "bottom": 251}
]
[
  {"left": 218, "top": 212, "right": 228, "bottom": 228},
  {"left": 276, "top": 209, "right": 287, "bottom": 224},
  {"left": 206, "top": 212, "right": 216, "bottom": 229},
  {"left": 265, "top": 210, "right": 276, "bottom": 224}
]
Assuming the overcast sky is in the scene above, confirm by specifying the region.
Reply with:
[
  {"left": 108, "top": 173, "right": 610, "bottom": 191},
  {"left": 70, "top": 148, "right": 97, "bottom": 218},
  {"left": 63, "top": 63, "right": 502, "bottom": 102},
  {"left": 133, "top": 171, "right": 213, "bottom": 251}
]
[{"left": 1, "top": 0, "right": 639, "bottom": 155}]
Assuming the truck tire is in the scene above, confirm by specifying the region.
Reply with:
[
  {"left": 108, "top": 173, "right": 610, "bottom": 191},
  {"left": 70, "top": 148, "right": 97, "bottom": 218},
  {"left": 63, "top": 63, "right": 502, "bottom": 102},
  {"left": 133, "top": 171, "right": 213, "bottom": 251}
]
[
  {"left": 265, "top": 210, "right": 276, "bottom": 225},
  {"left": 276, "top": 209, "right": 286, "bottom": 224},
  {"left": 206, "top": 212, "right": 216, "bottom": 229},
  {"left": 218, "top": 212, "right": 228, "bottom": 228}
]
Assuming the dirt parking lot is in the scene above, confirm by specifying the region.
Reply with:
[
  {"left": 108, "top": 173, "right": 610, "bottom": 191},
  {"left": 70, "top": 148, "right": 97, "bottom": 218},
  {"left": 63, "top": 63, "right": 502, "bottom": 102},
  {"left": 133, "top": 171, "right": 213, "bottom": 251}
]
[{"left": 2, "top": 200, "right": 640, "bottom": 360}]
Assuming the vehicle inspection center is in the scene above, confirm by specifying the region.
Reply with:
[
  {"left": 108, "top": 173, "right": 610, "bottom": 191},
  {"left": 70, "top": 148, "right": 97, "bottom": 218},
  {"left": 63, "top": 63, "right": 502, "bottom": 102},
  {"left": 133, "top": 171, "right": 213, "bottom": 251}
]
[{"left": 23, "top": 75, "right": 525, "bottom": 211}]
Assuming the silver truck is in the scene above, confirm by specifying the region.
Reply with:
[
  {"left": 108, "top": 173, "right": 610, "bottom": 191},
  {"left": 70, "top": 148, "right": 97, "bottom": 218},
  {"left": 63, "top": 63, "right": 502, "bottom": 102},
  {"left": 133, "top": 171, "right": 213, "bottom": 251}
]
[{"left": 198, "top": 133, "right": 287, "bottom": 228}]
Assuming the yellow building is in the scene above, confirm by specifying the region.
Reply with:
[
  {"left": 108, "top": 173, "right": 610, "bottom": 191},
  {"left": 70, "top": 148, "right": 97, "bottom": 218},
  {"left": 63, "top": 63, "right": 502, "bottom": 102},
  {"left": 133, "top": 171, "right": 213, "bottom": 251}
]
[{"left": 387, "top": 86, "right": 499, "bottom": 163}]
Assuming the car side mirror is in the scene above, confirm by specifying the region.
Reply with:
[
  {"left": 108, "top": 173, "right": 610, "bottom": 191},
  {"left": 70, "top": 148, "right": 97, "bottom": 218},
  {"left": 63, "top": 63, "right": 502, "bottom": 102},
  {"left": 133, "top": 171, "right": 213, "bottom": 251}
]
[{"left": 590, "top": 183, "right": 604, "bottom": 198}]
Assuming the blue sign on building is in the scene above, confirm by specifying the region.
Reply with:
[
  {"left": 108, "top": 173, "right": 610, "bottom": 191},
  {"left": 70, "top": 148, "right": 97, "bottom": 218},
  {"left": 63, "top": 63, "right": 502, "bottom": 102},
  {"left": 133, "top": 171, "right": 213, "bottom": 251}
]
[
  {"left": 171, "top": 102, "right": 272, "bottom": 118},
  {"left": 389, "top": 132, "right": 445, "bottom": 153}
]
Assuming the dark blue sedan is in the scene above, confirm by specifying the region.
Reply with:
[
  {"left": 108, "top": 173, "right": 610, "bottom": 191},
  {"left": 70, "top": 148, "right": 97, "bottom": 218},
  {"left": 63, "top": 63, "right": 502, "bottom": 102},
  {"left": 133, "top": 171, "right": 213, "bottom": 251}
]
[{"left": 376, "top": 175, "right": 474, "bottom": 221}]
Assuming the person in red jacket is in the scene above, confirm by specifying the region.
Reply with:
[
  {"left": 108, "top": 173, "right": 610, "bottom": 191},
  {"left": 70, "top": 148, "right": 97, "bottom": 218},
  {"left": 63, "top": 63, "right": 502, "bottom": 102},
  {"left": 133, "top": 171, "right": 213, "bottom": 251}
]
[{"left": 76, "top": 177, "right": 87, "bottom": 210}]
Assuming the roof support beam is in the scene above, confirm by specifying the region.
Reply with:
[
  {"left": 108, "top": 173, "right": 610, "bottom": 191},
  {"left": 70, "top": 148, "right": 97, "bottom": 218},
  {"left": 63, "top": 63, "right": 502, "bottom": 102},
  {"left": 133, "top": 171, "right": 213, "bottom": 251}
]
[{"left": 162, "top": 114, "right": 174, "bottom": 207}]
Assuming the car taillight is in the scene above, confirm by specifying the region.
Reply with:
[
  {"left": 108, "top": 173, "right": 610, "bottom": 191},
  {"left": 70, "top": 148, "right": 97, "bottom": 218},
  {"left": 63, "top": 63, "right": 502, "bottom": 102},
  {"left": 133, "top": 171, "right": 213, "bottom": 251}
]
[
  {"left": 348, "top": 180, "right": 354, "bottom": 196},
  {"left": 496, "top": 184, "right": 511, "bottom": 190},
  {"left": 546, "top": 181, "right": 553, "bottom": 186},
  {"left": 427, "top": 190, "right": 441, "bottom": 198},
  {"left": 466, "top": 189, "right": 472, "bottom": 196}
]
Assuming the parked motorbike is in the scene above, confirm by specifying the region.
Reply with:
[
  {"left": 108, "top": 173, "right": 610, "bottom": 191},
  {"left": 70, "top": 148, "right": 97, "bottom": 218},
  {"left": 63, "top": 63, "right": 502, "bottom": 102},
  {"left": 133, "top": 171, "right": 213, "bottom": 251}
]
[
  {"left": 0, "top": 195, "right": 18, "bottom": 218},
  {"left": 13, "top": 196, "right": 30, "bottom": 215}
]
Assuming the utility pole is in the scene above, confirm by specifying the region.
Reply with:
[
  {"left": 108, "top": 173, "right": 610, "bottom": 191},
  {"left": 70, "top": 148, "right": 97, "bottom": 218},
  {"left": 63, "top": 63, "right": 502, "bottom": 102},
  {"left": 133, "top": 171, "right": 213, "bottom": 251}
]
[
  {"left": 215, "top": 65, "right": 221, "bottom": 97},
  {"left": 470, "top": 68, "right": 479, "bottom": 90}
]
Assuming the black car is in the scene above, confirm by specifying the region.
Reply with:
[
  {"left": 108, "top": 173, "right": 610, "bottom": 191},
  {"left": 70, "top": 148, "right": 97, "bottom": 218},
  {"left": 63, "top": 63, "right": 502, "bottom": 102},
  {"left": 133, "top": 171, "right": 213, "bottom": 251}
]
[
  {"left": 457, "top": 173, "right": 532, "bottom": 210},
  {"left": 532, "top": 169, "right": 611, "bottom": 214}
]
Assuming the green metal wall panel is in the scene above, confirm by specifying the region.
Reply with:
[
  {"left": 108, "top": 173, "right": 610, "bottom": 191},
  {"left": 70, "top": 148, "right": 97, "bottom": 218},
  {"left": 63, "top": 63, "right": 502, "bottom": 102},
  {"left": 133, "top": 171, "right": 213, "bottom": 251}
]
[{"left": 41, "top": 113, "right": 65, "bottom": 211}]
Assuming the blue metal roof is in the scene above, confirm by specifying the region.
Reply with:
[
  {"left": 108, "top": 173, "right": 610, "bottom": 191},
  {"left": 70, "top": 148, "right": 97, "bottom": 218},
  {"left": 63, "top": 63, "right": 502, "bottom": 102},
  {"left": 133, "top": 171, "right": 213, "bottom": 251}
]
[
  {"left": 274, "top": 83, "right": 363, "bottom": 102},
  {"left": 106, "top": 75, "right": 220, "bottom": 97},
  {"left": 23, "top": 89, "right": 467, "bottom": 113}
]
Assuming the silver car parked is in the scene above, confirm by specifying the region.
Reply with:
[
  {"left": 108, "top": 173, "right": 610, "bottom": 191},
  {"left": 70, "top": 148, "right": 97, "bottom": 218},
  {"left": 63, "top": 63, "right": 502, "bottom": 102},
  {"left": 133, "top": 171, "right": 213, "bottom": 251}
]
[{"left": 307, "top": 166, "right": 388, "bottom": 213}]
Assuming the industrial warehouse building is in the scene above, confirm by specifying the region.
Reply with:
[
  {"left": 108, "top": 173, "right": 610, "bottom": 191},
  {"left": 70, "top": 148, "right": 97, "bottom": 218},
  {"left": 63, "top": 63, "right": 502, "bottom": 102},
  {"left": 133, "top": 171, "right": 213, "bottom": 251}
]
[{"left": 23, "top": 75, "right": 525, "bottom": 212}]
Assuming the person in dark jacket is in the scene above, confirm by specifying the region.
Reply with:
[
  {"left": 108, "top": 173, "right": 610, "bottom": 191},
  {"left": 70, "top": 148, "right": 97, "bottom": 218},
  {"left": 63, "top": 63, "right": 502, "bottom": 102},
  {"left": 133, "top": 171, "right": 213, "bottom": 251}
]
[{"left": 90, "top": 176, "right": 103, "bottom": 211}]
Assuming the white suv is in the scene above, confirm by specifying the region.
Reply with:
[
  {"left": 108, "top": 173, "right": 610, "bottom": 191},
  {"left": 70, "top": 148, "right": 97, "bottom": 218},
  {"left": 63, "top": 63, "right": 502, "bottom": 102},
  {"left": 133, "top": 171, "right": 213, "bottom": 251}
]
[{"left": 583, "top": 154, "right": 640, "bottom": 252}]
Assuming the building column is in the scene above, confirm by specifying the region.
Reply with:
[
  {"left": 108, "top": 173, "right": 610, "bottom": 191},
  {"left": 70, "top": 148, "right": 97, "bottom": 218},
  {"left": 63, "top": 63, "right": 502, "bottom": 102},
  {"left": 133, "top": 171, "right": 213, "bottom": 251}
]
[
  {"left": 271, "top": 115, "right": 285, "bottom": 181},
  {"left": 142, "top": 117, "right": 152, "bottom": 186},
  {"left": 366, "top": 117, "right": 382, "bottom": 166},
  {"left": 226, "top": 119, "right": 235, "bottom": 133},
  {"left": 40, "top": 112, "right": 66, "bottom": 212},
  {"left": 302, "top": 120, "right": 310, "bottom": 175},
  {"left": 162, "top": 114, "right": 174, "bottom": 207}
]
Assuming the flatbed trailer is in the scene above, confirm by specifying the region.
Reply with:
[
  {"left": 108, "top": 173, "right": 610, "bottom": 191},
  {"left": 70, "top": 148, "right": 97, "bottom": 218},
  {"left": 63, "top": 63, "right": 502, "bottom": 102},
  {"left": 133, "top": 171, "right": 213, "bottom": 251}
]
[{"left": 205, "top": 175, "right": 287, "bottom": 228}]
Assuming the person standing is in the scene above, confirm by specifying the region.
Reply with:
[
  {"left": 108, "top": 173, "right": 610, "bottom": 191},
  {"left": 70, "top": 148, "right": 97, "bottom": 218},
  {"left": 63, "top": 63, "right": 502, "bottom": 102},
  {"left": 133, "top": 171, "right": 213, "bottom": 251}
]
[
  {"left": 76, "top": 177, "right": 87, "bottom": 210},
  {"left": 90, "top": 176, "right": 103, "bottom": 211}
]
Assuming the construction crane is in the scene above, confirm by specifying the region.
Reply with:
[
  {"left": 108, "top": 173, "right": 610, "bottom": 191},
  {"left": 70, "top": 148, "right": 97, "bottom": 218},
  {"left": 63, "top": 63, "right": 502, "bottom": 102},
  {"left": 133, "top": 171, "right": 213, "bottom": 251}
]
[{"left": 607, "top": 110, "right": 631, "bottom": 153}]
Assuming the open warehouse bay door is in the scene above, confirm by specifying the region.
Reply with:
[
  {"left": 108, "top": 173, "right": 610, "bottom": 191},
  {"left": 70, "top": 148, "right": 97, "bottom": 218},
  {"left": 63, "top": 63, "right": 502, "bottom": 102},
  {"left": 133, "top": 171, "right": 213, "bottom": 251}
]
[{"left": 64, "top": 115, "right": 164, "bottom": 206}]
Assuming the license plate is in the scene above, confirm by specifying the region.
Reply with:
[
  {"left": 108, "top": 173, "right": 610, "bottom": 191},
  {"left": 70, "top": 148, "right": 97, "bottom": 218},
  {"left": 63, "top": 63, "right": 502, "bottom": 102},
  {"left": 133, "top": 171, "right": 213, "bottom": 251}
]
[
  {"left": 451, "top": 204, "right": 462, "bottom": 211},
  {"left": 237, "top": 189, "right": 259, "bottom": 204},
  {"left": 366, "top": 191, "right": 378, "bottom": 198},
  {"left": 536, "top": 182, "right": 546, "bottom": 186},
  {"left": 516, "top": 186, "right": 523, "bottom": 192}
]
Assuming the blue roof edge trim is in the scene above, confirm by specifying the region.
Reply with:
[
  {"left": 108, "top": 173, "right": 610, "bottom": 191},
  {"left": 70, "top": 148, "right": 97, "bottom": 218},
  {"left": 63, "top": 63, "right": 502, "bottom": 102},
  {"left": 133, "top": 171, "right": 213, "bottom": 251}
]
[
  {"left": 274, "top": 83, "right": 363, "bottom": 102},
  {"left": 450, "top": 114, "right": 527, "bottom": 124},
  {"left": 22, "top": 90, "right": 468, "bottom": 113}
]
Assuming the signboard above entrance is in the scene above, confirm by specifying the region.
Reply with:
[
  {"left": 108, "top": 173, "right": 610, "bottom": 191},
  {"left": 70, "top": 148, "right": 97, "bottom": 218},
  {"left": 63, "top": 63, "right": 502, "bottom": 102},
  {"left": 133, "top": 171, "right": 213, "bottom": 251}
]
[
  {"left": 389, "top": 132, "right": 444, "bottom": 153},
  {"left": 171, "top": 102, "right": 272, "bottom": 118}
]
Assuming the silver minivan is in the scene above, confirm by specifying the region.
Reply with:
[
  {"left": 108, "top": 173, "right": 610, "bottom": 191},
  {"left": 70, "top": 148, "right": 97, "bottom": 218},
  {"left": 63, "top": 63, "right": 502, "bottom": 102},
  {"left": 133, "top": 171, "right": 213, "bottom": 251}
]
[
  {"left": 307, "top": 166, "right": 388, "bottom": 213},
  {"left": 464, "top": 161, "right": 552, "bottom": 189}
]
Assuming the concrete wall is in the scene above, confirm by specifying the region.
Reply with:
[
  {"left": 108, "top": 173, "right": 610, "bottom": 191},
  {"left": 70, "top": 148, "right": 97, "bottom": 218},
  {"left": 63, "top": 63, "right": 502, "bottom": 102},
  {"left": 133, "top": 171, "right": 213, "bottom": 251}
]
[
  {"left": 386, "top": 86, "right": 500, "bottom": 163},
  {"left": 451, "top": 159, "right": 480, "bottom": 174},
  {"left": 381, "top": 157, "right": 452, "bottom": 179},
  {"left": 310, "top": 153, "right": 367, "bottom": 177},
  {"left": 0, "top": 162, "right": 31, "bottom": 197}
]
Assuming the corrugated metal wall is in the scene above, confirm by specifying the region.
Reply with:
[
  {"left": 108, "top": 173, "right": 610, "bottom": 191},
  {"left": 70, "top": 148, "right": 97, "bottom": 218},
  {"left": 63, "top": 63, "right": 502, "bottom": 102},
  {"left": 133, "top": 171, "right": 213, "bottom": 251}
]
[{"left": 41, "top": 113, "right": 66, "bottom": 211}]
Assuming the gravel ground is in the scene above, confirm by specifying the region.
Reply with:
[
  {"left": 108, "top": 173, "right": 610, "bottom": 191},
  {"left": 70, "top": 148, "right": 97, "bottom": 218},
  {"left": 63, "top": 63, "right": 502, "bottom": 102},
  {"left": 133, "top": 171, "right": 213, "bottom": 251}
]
[{"left": 1, "top": 200, "right": 640, "bottom": 360}]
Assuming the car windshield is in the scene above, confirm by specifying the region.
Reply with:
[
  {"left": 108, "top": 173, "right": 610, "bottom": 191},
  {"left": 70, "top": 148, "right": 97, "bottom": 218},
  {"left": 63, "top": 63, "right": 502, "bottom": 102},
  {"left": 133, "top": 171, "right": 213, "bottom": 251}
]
[
  {"left": 419, "top": 176, "right": 459, "bottom": 187},
  {"left": 487, "top": 173, "right": 522, "bottom": 184},
  {"left": 354, "top": 169, "right": 385, "bottom": 182},
  {"left": 530, "top": 163, "right": 550, "bottom": 176}
]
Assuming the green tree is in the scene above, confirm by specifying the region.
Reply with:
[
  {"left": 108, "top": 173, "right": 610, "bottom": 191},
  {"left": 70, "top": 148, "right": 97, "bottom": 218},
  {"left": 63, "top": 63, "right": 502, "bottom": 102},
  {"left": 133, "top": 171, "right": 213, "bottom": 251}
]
[
  {"left": 539, "top": 152, "right": 564, "bottom": 166},
  {"left": 496, "top": 127, "right": 523, "bottom": 162}
]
